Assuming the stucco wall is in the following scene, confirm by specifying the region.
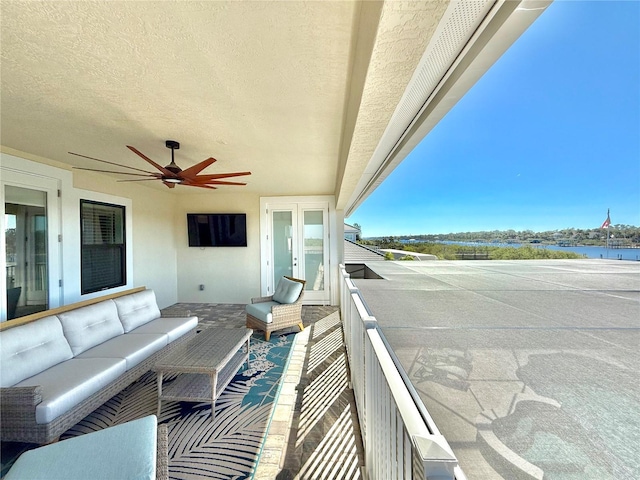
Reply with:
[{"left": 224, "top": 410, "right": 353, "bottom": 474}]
[
  {"left": 175, "top": 193, "right": 261, "bottom": 304},
  {"left": 1, "top": 149, "right": 180, "bottom": 310},
  {"left": 1, "top": 148, "right": 338, "bottom": 313},
  {"left": 70, "top": 168, "right": 181, "bottom": 308}
]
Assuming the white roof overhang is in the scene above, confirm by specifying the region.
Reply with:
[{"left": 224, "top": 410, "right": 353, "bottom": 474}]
[{"left": 338, "top": 0, "right": 551, "bottom": 215}]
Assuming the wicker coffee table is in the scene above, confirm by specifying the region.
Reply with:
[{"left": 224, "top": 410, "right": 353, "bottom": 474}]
[{"left": 153, "top": 327, "right": 252, "bottom": 420}]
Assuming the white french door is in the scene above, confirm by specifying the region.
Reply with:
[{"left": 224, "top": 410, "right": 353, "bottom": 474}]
[
  {"left": 2, "top": 172, "right": 61, "bottom": 321},
  {"left": 262, "top": 201, "right": 330, "bottom": 304}
]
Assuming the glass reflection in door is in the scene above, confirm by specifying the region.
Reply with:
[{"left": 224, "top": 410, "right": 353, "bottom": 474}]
[
  {"left": 272, "top": 211, "right": 294, "bottom": 282},
  {"left": 303, "top": 210, "right": 324, "bottom": 291},
  {"left": 5, "top": 186, "right": 48, "bottom": 319}
]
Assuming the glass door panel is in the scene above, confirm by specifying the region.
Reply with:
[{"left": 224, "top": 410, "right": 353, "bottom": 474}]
[
  {"left": 272, "top": 210, "right": 295, "bottom": 282},
  {"left": 303, "top": 210, "right": 325, "bottom": 291},
  {"left": 5, "top": 186, "right": 48, "bottom": 319}
]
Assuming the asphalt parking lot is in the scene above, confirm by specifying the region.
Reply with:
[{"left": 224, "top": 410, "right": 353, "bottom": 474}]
[{"left": 355, "top": 259, "right": 640, "bottom": 480}]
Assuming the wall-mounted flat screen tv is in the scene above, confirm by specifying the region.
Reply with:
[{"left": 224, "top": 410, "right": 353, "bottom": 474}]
[{"left": 187, "top": 213, "right": 247, "bottom": 247}]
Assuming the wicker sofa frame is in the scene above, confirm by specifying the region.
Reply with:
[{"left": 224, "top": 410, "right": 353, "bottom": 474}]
[
  {"left": 245, "top": 276, "right": 306, "bottom": 341},
  {"left": 0, "top": 288, "right": 196, "bottom": 444}
]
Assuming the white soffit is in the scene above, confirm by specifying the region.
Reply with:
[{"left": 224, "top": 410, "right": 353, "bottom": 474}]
[{"left": 341, "top": 0, "right": 551, "bottom": 215}]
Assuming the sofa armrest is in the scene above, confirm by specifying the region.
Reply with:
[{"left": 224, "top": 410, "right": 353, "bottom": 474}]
[
  {"left": 1, "top": 385, "right": 43, "bottom": 406},
  {"left": 251, "top": 295, "right": 274, "bottom": 304},
  {"left": 0, "top": 386, "right": 42, "bottom": 428}
]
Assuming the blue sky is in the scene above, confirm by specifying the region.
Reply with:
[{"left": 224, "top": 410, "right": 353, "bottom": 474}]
[{"left": 348, "top": 1, "right": 640, "bottom": 237}]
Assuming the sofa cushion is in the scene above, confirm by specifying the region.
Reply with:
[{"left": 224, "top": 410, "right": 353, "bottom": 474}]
[
  {"left": 5, "top": 415, "right": 158, "bottom": 480},
  {"left": 272, "top": 277, "right": 303, "bottom": 304},
  {"left": 129, "top": 316, "right": 198, "bottom": 342},
  {"left": 0, "top": 316, "right": 73, "bottom": 387},
  {"left": 113, "top": 290, "right": 162, "bottom": 333},
  {"left": 15, "top": 357, "right": 127, "bottom": 424},
  {"left": 76, "top": 333, "right": 168, "bottom": 370},
  {"left": 58, "top": 300, "right": 124, "bottom": 355},
  {"left": 245, "top": 301, "right": 279, "bottom": 324}
]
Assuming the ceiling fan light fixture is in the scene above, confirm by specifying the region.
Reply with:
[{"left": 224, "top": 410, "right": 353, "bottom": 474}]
[{"left": 163, "top": 177, "right": 182, "bottom": 184}]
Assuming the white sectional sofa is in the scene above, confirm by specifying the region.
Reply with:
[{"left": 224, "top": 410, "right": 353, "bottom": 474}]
[{"left": 0, "top": 289, "right": 198, "bottom": 444}]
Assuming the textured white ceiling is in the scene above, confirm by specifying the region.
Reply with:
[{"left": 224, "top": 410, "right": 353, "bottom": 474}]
[{"left": 1, "top": 1, "right": 362, "bottom": 195}]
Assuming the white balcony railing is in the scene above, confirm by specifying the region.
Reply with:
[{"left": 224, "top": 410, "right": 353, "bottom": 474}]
[{"left": 339, "top": 265, "right": 467, "bottom": 480}]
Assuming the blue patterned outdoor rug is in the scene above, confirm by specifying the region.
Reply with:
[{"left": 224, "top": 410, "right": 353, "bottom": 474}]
[{"left": 1, "top": 331, "right": 296, "bottom": 480}]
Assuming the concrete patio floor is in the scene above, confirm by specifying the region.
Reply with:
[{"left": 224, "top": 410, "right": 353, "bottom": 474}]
[{"left": 354, "top": 259, "right": 640, "bottom": 480}]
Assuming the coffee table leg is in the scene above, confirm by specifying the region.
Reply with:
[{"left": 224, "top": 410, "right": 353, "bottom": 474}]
[
  {"left": 246, "top": 337, "right": 251, "bottom": 368},
  {"left": 210, "top": 372, "right": 218, "bottom": 421},
  {"left": 157, "top": 372, "right": 164, "bottom": 417}
]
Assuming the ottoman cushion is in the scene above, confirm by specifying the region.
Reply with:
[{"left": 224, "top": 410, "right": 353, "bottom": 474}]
[{"left": 5, "top": 415, "right": 158, "bottom": 480}]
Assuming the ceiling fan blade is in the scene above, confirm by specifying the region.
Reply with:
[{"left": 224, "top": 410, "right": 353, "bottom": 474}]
[
  {"left": 185, "top": 179, "right": 247, "bottom": 186},
  {"left": 207, "top": 180, "right": 247, "bottom": 186},
  {"left": 179, "top": 157, "right": 217, "bottom": 179},
  {"left": 162, "top": 181, "right": 177, "bottom": 189},
  {"left": 126, "top": 146, "right": 176, "bottom": 177},
  {"left": 73, "top": 167, "right": 158, "bottom": 177},
  {"left": 189, "top": 184, "right": 218, "bottom": 190},
  {"left": 199, "top": 180, "right": 246, "bottom": 186},
  {"left": 69, "top": 152, "right": 158, "bottom": 175},
  {"left": 191, "top": 172, "right": 252, "bottom": 181},
  {"left": 116, "top": 178, "right": 163, "bottom": 182}
]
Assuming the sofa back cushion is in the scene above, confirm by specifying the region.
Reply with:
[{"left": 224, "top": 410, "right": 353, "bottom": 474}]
[
  {"left": 0, "top": 316, "right": 73, "bottom": 387},
  {"left": 272, "top": 277, "right": 304, "bottom": 304},
  {"left": 58, "top": 300, "right": 124, "bottom": 355},
  {"left": 113, "top": 289, "right": 161, "bottom": 332}
]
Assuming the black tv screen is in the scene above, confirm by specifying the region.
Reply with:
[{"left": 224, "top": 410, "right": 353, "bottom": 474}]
[{"left": 187, "top": 213, "right": 247, "bottom": 247}]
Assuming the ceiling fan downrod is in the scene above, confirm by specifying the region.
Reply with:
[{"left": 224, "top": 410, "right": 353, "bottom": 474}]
[{"left": 165, "top": 140, "right": 182, "bottom": 174}]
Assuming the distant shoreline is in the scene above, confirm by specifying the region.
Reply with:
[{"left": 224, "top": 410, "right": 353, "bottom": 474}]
[{"left": 360, "top": 239, "right": 640, "bottom": 261}]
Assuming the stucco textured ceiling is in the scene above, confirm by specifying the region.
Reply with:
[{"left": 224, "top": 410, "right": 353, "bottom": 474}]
[{"left": 1, "top": 1, "right": 362, "bottom": 196}]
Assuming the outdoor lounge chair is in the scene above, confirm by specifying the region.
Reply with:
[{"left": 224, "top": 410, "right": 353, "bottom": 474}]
[{"left": 245, "top": 276, "right": 306, "bottom": 341}]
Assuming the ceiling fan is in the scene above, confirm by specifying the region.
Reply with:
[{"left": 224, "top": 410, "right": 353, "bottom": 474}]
[{"left": 69, "top": 140, "right": 251, "bottom": 189}]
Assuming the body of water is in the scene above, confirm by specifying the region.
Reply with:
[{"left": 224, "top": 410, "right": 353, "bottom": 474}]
[
  {"left": 544, "top": 244, "right": 640, "bottom": 261},
  {"left": 438, "top": 241, "right": 640, "bottom": 261}
]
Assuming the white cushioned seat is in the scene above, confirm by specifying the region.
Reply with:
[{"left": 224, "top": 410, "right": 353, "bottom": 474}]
[
  {"left": 58, "top": 300, "right": 124, "bottom": 355},
  {"left": 15, "top": 358, "right": 127, "bottom": 424},
  {"left": 5, "top": 415, "right": 158, "bottom": 480},
  {"left": 76, "top": 333, "right": 168, "bottom": 370},
  {"left": 113, "top": 289, "right": 162, "bottom": 332},
  {"left": 0, "top": 316, "right": 73, "bottom": 387},
  {"left": 129, "top": 316, "right": 198, "bottom": 342},
  {"left": 245, "top": 301, "right": 279, "bottom": 324}
]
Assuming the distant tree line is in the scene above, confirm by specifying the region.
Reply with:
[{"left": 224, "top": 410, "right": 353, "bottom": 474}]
[
  {"left": 361, "top": 240, "right": 584, "bottom": 260},
  {"left": 361, "top": 225, "right": 640, "bottom": 247},
  {"left": 354, "top": 225, "right": 640, "bottom": 260}
]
